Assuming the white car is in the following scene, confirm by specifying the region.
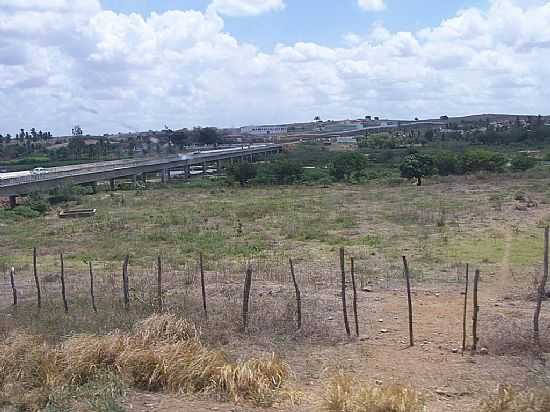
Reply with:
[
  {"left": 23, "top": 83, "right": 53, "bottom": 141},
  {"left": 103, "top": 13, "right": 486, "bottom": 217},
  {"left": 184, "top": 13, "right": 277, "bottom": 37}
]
[{"left": 31, "top": 167, "right": 49, "bottom": 175}]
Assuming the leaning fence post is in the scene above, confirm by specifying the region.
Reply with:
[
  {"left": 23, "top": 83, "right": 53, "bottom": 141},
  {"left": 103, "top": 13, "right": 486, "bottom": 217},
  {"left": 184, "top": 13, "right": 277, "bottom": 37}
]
[
  {"left": 402, "top": 256, "right": 414, "bottom": 347},
  {"left": 242, "top": 264, "right": 253, "bottom": 332},
  {"left": 199, "top": 253, "right": 208, "bottom": 320},
  {"left": 462, "top": 264, "right": 469, "bottom": 354},
  {"left": 60, "top": 252, "right": 68, "bottom": 313},
  {"left": 289, "top": 258, "right": 302, "bottom": 330},
  {"left": 89, "top": 261, "right": 97, "bottom": 313},
  {"left": 340, "top": 248, "right": 351, "bottom": 337},
  {"left": 534, "top": 226, "right": 549, "bottom": 346},
  {"left": 122, "top": 255, "right": 129, "bottom": 309},
  {"left": 9, "top": 267, "right": 17, "bottom": 306},
  {"left": 157, "top": 255, "right": 163, "bottom": 312},
  {"left": 33, "top": 247, "right": 41, "bottom": 309},
  {"left": 472, "top": 269, "right": 480, "bottom": 353},
  {"left": 350, "top": 257, "right": 360, "bottom": 337}
]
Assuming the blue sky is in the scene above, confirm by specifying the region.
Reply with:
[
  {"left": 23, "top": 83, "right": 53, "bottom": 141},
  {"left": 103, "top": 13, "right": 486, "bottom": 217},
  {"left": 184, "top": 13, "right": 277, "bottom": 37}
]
[
  {"left": 102, "top": 0, "right": 487, "bottom": 50},
  {"left": 1, "top": 0, "right": 549, "bottom": 135}
]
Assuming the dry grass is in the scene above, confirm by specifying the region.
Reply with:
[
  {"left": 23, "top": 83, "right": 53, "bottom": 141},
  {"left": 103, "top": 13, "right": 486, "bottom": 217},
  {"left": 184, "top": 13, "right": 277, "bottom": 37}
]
[
  {"left": 0, "top": 314, "right": 292, "bottom": 411},
  {"left": 324, "top": 373, "right": 424, "bottom": 412},
  {"left": 480, "top": 385, "right": 550, "bottom": 412},
  {"left": 133, "top": 313, "right": 200, "bottom": 344}
]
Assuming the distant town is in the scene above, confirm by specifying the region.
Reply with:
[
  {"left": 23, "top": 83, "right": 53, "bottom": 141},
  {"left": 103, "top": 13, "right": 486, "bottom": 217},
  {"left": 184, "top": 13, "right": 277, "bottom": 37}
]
[{"left": 1, "top": 114, "right": 548, "bottom": 160}]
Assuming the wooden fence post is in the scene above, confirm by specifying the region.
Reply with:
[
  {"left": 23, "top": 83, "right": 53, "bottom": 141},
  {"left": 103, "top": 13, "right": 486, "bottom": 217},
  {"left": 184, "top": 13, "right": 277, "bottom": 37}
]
[
  {"left": 89, "top": 261, "right": 97, "bottom": 313},
  {"left": 289, "top": 258, "right": 302, "bottom": 330},
  {"left": 402, "top": 256, "right": 414, "bottom": 347},
  {"left": 60, "top": 252, "right": 68, "bottom": 313},
  {"left": 534, "top": 226, "right": 549, "bottom": 346},
  {"left": 242, "top": 265, "right": 253, "bottom": 332},
  {"left": 340, "top": 248, "right": 351, "bottom": 337},
  {"left": 9, "top": 267, "right": 17, "bottom": 306},
  {"left": 350, "top": 257, "right": 359, "bottom": 337},
  {"left": 462, "top": 264, "right": 469, "bottom": 354},
  {"left": 122, "top": 255, "right": 129, "bottom": 309},
  {"left": 33, "top": 247, "right": 41, "bottom": 309},
  {"left": 157, "top": 255, "right": 163, "bottom": 312},
  {"left": 199, "top": 253, "right": 208, "bottom": 320},
  {"left": 472, "top": 269, "right": 480, "bottom": 352}
]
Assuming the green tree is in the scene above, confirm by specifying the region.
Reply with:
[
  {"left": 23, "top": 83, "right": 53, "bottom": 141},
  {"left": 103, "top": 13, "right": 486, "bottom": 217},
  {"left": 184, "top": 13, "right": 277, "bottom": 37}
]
[
  {"left": 227, "top": 162, "right": 257, "bottom": 186},
  {"left": 329, "top": 152, "right": 368, "bottom": 182},
  {"left": 400, "top": 153, "right": 435, "bottom": 186},
  {"left": 510, "top": 153, "right": 536, "bottom": 171}
]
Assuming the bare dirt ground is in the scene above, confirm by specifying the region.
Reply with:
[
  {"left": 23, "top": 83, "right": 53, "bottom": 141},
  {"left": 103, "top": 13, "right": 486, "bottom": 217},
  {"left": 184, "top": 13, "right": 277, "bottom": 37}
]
[{"left": 125, "top": 245, "right": 549, "bottom": 411}]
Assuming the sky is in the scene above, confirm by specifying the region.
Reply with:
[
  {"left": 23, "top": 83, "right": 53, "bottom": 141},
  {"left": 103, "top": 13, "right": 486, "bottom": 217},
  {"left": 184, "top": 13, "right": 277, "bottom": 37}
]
[{"left": 0, "top": 0, "right": 549, "bottom": 135}]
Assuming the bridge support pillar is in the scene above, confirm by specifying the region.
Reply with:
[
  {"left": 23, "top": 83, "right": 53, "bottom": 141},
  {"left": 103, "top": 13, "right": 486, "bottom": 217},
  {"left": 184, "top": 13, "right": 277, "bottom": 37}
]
[
  {"left": 132, "top": 175, "right": 138, "bottom": 188},
  {"left": 185, "top": 165, "right": 190, "bottom": 179},
  {"left": 90, "top": 182, "right": 98, "bottom": 194},
  {"left": 216, "top": 160, "right": 222, "bottom": 173},
  {"left": 142, "top": 174, "right": 147, "bottom": 184},
  {"left": 110, "top": 179, "right": 116, "bottom": 191},
  {"left": 202, "top": 162, "right": 207, "bottom": 175},
  {"left": 160, "top": 169, "right": 167, "bottom": 184},
  {"left": 9, "top": 195, "right": 16, "bottom": 209}
]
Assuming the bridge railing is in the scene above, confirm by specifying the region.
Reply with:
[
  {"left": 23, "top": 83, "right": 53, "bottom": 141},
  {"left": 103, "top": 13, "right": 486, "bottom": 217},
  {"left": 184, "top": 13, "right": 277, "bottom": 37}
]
[{"left": 0, "top": 146, "right": 280, "bottom": 188}]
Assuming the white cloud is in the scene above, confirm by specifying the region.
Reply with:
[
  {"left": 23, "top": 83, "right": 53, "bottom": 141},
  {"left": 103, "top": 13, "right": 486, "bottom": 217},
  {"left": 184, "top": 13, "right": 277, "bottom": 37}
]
[
  {"left": 357, "top": 0, "right": 386, "bottom": 12},
  {"left": 0, "top": 0, "right": 550, "bottom": 135},
  {"left": 208, "top": 0, "right": 285, "bottom": 16}
]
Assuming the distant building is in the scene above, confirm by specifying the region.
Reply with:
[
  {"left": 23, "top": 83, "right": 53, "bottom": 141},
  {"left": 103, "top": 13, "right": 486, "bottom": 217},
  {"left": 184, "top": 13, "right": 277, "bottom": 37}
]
[
  {"left": 241, "top": 125, "right": 288, "bottom": 136},
  {"left": 335, "top": 136, "right": 357, "bottom": 144}
]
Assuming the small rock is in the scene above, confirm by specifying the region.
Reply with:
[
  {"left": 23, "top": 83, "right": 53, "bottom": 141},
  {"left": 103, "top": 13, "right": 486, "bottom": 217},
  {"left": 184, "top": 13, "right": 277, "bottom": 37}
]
[
  {"left": 327, "top": 316, "right": 334, "bottom": 321},
  {"left": 378, "top": 319, "right": 384, "bottom": 323},
  {"left": 480, "top": 347, "right": 489, "bottom": 355},
  {"left": 362, "top": 287, "right": 373, "bottom": 292},
  {"left": 380, "top": 329, "right": 389, "bottom": 334},
  {"left": 375, "top": 380, "right": 383, "bottom": 385},
  {"left": 451, "top": 348, "right": 458, "bottom": 353}
]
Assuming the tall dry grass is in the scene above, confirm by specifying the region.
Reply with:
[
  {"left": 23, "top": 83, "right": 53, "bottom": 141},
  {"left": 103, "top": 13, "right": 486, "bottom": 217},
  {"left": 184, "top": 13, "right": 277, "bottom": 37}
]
[
  {"left": 480, "top": 386, "right": 550, "bottom": 412},
  {"left": 0, "top": 313, "right": 291, "bottom": 411},
  {"left": 324, "top": 373, "right": 425, "bottom": 412}
]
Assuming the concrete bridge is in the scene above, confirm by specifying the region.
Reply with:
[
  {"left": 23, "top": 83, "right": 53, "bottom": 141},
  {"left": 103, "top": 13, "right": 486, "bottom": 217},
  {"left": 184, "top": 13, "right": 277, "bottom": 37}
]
[{"left": 0, "top": 144, "right": 282, "bottom": 207}]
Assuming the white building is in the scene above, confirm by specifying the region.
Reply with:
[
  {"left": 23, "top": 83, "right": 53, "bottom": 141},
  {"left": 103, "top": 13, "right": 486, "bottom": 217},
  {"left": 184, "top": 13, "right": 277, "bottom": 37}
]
[
  {"left": 335, "top": 136, "right": 357, "bottom": 144},
  {"left": 241, "top": 125, "right": 288, "bottom": 136}
]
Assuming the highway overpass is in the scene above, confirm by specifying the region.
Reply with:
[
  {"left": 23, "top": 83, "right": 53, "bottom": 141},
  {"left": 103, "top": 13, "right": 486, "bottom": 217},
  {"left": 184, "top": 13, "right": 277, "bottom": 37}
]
[{"left": 0, "top": 145, "right": 282, "bottom": 207}]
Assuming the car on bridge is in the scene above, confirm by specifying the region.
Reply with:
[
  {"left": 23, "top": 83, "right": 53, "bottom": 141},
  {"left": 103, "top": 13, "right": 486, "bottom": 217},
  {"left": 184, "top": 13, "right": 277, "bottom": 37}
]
[{"left": 31, "top": 167, "right": 49, "bottom": 175}]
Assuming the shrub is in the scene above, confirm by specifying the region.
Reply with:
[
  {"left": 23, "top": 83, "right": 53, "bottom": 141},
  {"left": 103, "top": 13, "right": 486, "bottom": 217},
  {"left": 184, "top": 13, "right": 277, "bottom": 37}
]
[
  {"left": 461, "top": 149, "right": 507, "bottom": 173},
  {"left": 254, "top": 160, "right": 304, "bottom": 185},
  {"left": 12, "top": 206, "right": 41, "bottom": 218},
  {"left": 329, "top": 152, "right": 369, "bottom": 182},
  {"left": 48, "top": 185, "right": 90, "bottom": 204},
  {"left": 227, "top": 162, "right": 257, "bottom": 185},
  {"left": 510, "top": 154, "right": 536, "bottom": 171},
  {"left": 302, "top": 167, "right": 334, "bottom": 185},
  {"left": 324, "top": 374, "right": 424, "bottom": 412},
  {"left": 480, "top": 386, "right": 550, "bottom": 412}
]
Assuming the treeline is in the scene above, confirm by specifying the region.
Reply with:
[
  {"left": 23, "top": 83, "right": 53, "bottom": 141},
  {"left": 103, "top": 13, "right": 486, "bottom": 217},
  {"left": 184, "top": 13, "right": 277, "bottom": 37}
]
[
  {"left": 360, "top": 123, "right": 550, "bottom": 150},
  {"left": 400, "top": 149, "right": 537, "bottom": 186}
]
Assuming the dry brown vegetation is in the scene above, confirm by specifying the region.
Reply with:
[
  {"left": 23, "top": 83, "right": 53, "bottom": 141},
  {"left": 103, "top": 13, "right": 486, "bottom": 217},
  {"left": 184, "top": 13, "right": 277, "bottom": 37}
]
[
  {"left": 324, "top": 374, "right": 424, "bottom": 412},
  {"left": 0, "top": 314, "right": 292, "bottom": 411}
]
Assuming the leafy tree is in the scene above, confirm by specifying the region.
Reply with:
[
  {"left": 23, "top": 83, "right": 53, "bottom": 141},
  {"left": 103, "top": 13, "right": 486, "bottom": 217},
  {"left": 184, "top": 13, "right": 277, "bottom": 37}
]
[
  {"left": 433, "top": 152, "right": 461, "bottom": 176},
  {"left": 461, "top": 149, "right": 507, "bottom": 173},
  {"left": 197, "top": 127, "right": 220, "bottom": 145},
  {"left": 400, "top": 153, "right": 435, "bottom": 186},
  {"left": 256, "top": 159, "right": 304, "bottom": 184},
  {"left": 511, "top": 154, "right": 536, "bottom": 171},
  {"left": 329, "top": 152, "right": 368, "bottom": 181},
  {"left": 227, "top": 162, "right": 257, "bottom": 186}
]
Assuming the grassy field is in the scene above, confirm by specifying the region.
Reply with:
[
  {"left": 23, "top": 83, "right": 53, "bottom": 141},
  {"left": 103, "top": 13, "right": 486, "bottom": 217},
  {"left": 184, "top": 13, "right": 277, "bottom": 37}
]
[{"left": 2, "top": 172, "right": 550, "bottom": 412}]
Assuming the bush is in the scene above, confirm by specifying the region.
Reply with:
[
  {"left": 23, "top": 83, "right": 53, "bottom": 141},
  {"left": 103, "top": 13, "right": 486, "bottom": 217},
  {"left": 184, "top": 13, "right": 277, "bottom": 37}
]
[
  {"left": 12, "top": 206, "right": 41, "bottom": 219},
  {"left": 254, "top": 160, "right": 304, "bottom": 185},
  {"left": 227, "top": 162, "right": 257, "bottom": 185},
  {"left": 48, "top": 185, "right": 90, "bottom": 204},
  {"left": 302, "top": 167, "right": 334, "bottom": 185},
  {"left": 329, "top": 152, "right": 368, "bottom": 182},
  {"left": 480, "top": 386, "right": 550, "bottom": 412},
  {"left": 510, "top": 154, "right": 536, "bottom": 171},
  {"left": 461, "top": 149, "right": 507, "bottom": 173}
]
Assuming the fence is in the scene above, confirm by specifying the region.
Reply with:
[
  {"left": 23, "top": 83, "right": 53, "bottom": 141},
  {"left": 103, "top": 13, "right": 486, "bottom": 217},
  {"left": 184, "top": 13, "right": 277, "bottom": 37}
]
[{"left": 0, "top": 249, "right": 474, "bottom": 341}]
